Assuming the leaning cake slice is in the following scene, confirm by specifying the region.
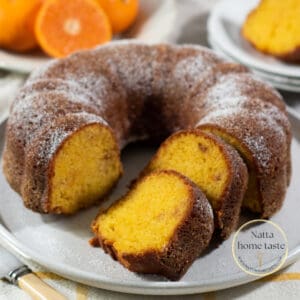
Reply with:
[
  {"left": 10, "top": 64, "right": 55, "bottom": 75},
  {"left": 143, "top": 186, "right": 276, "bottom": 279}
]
[{"left": 91, "top": 170, "right": 214, "bottom": 280}]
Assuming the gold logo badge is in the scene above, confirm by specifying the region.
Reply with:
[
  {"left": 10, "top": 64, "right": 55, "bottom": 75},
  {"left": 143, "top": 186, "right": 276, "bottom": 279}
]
[{"left": 232, "top": 219, "right": 288, "bottom": 276}]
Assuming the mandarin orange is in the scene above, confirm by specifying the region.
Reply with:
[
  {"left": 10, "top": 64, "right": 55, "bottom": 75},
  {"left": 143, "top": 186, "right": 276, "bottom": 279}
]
[
  {"left": 0, "top": 0, "right": 43, "bottom": 52},
  {"left": 35, "top": 0, "right": 112, "bottom": 58},
  {"left": 97, "top": 0, "right": 139, "bottom": 34}
]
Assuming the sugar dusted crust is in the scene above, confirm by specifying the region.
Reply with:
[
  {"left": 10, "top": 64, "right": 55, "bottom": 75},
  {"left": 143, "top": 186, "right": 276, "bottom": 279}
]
[{"left": 2, "top": 42, "right": 291, "bottom": 219}]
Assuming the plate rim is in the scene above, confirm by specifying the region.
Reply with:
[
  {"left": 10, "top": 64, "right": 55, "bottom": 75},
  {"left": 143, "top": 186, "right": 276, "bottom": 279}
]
[
  {"left": 208, "top": 36, "right": 300, "bottom": 93},
  {"left": 209, "top": 35, "right": 300, "bottom": 83},
  {"left": 207, "top": 0, "right": 300, "bottom": 79},
  {"left": 0, "top": 222, "right": 299, "bottom": 295},
  {"left": 0, "top": 107, "right": 300, "bottom": 295}
]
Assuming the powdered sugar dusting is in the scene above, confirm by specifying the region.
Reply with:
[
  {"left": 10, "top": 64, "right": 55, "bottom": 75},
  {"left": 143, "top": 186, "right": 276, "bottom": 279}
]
[
  {"left": 244, "top": 135, "right": 272, "bottom": 168},
  {"left": 37, "top": 112, "right": 108, "bottom": 162},
  {"left": 70, "top": 111, "right": 108, "bottom": 126},
  {"left": 21, "top": 79, "right": 96, "bottom": 104},
  {"left": 174, "top": 56, "right": 211, "bottom": 81},
  {"left": 98, "top": 44, "right": 157, "bottom": 97},
  {"left": 43, "top": 127, "right": 70, "bottom": 161},
  {"left": 196, "top": 72, "right": 285, "bottom": 123},
  {"left": 199, "top": 109, "right": 286, "bottom": 171},
  {"left": 172, "top": 50, "right": 223, "bottom": 93},
  {"left": 203, "top": 74, "right": 248, "bottom": 110},
  {"left": 5, "top": 42, "right": 290, "bottom": 184},
  {"left": 190, "top": 69, "right": 289, "bottom": 170}
]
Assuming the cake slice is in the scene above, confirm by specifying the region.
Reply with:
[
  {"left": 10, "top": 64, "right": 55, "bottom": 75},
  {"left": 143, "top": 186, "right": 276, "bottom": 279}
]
[
  {"left": 91, "top": 170, "right": 214, "bottom": 280},
  {"left": 144, "top": 130, "right": 248, "bottom": 239},
  {"left": 242, "top": 0, "right": 300, "bottom": 62}
]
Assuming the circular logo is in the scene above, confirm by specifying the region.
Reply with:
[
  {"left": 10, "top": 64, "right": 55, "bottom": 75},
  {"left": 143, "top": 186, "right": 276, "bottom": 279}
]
[{"left": 232, "top": 219, "right": 288, "bottom": 276}]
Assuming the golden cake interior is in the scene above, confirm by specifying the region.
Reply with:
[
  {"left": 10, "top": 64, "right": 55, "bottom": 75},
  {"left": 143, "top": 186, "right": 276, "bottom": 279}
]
[
  {"left": 242, "top": 0, "right": 300, "bottom": 56},
  {"left": 201, "top": 127, "right": 261, "bottom": 213},
  {"left": 49, "top": 124, "right": 122, "bottom": 214},
  {"left": 93, "top": 172, "right": 192, "bottom": 254},
  {"left": 146, "top": 131, "right": 230, "bottom": 211}
]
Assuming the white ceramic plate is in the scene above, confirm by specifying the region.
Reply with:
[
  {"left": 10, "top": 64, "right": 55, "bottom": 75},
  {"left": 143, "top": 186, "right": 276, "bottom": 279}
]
[
  {"left": 208, "top": 35, "right": 300, "bottom": 92},
  {"left": 208, "top": 0, "right": 300, "bottom": 79},
  {"left": 0, "top": 0, "right": 177, "bottom": 74},
  {"left": 0, "top": 108, "right": 300, "bottom": 295}
]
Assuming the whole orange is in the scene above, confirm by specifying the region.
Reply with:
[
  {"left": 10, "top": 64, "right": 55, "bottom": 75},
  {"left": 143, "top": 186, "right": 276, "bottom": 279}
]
[
  {"left": 0, "top": 0, "right": 43, "bottom": 52},
  {"left": 97, "top": 0, "right": 139, "bottom": 34}
]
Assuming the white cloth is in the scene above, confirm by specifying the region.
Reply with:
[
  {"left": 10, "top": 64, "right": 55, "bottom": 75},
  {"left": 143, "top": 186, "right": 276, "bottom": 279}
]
[
  {"left": 1, "top": 1, "right": 300, "bottom": 299},
  {"left": 0, "top": 72, "right": 25, "bottom": 123}
]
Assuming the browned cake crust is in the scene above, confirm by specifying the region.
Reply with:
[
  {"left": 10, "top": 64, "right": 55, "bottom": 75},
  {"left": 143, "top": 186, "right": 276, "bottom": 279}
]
[
  {"left": 91, "top": 170, "right": 214, "bottom": 281},
  {"left": 276, "top": 48, "right": 300, "bottom": 63},
  {"left": 2, "top": 42, "right": 291, "bottom": 216},
  {"left": 204, "top": 133, "right": 248, "bottom": 238}
]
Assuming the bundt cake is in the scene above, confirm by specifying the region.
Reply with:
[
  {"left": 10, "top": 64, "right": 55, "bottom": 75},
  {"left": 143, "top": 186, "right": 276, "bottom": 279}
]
[
  {"left": 2, "top": 42, "right": 291, "bottom": 219},
  {"left": 143, "top": 130, "right": 248, "bottom": 239},
  {"left": 91, "top": 170, "right": 214, "bottom": 280},
  {"left": 242, "top": 0, "right": 300, "bottom": 62}
]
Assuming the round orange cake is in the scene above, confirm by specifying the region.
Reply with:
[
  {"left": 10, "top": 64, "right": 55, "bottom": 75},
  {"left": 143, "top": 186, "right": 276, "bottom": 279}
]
[{"left": 2, "top": 42, "right": 291, "bottom": 221}]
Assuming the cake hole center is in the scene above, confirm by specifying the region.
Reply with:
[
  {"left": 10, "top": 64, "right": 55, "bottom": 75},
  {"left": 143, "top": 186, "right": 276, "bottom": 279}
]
[{"left": 64, "top": 18, "right": 81, "bottom": 36}]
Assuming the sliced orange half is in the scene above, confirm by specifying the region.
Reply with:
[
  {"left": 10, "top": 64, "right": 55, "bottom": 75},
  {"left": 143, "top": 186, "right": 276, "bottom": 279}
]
[{"left": 35, "top": 0, "right": 112, "bottom": 58}]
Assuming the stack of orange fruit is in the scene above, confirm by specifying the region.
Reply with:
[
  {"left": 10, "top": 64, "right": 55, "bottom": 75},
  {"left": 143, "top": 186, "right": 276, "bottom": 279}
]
[{"left": 0, "top": 0, "right": 139, "bottom": 58}]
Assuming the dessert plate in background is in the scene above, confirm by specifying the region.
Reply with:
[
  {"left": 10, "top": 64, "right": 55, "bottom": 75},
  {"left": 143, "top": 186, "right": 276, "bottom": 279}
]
[
  {"left": 208, "top": 0, "right": 300, "bottom": 91},
  {"left": 0, "top": 109, "right": 300, "bottom": 295},
  {"left": 208, "top": 35, "right": 300, "bottom": 93},
  {"left": 0, "top": 0, "right": 177, "bottom": 74}
]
